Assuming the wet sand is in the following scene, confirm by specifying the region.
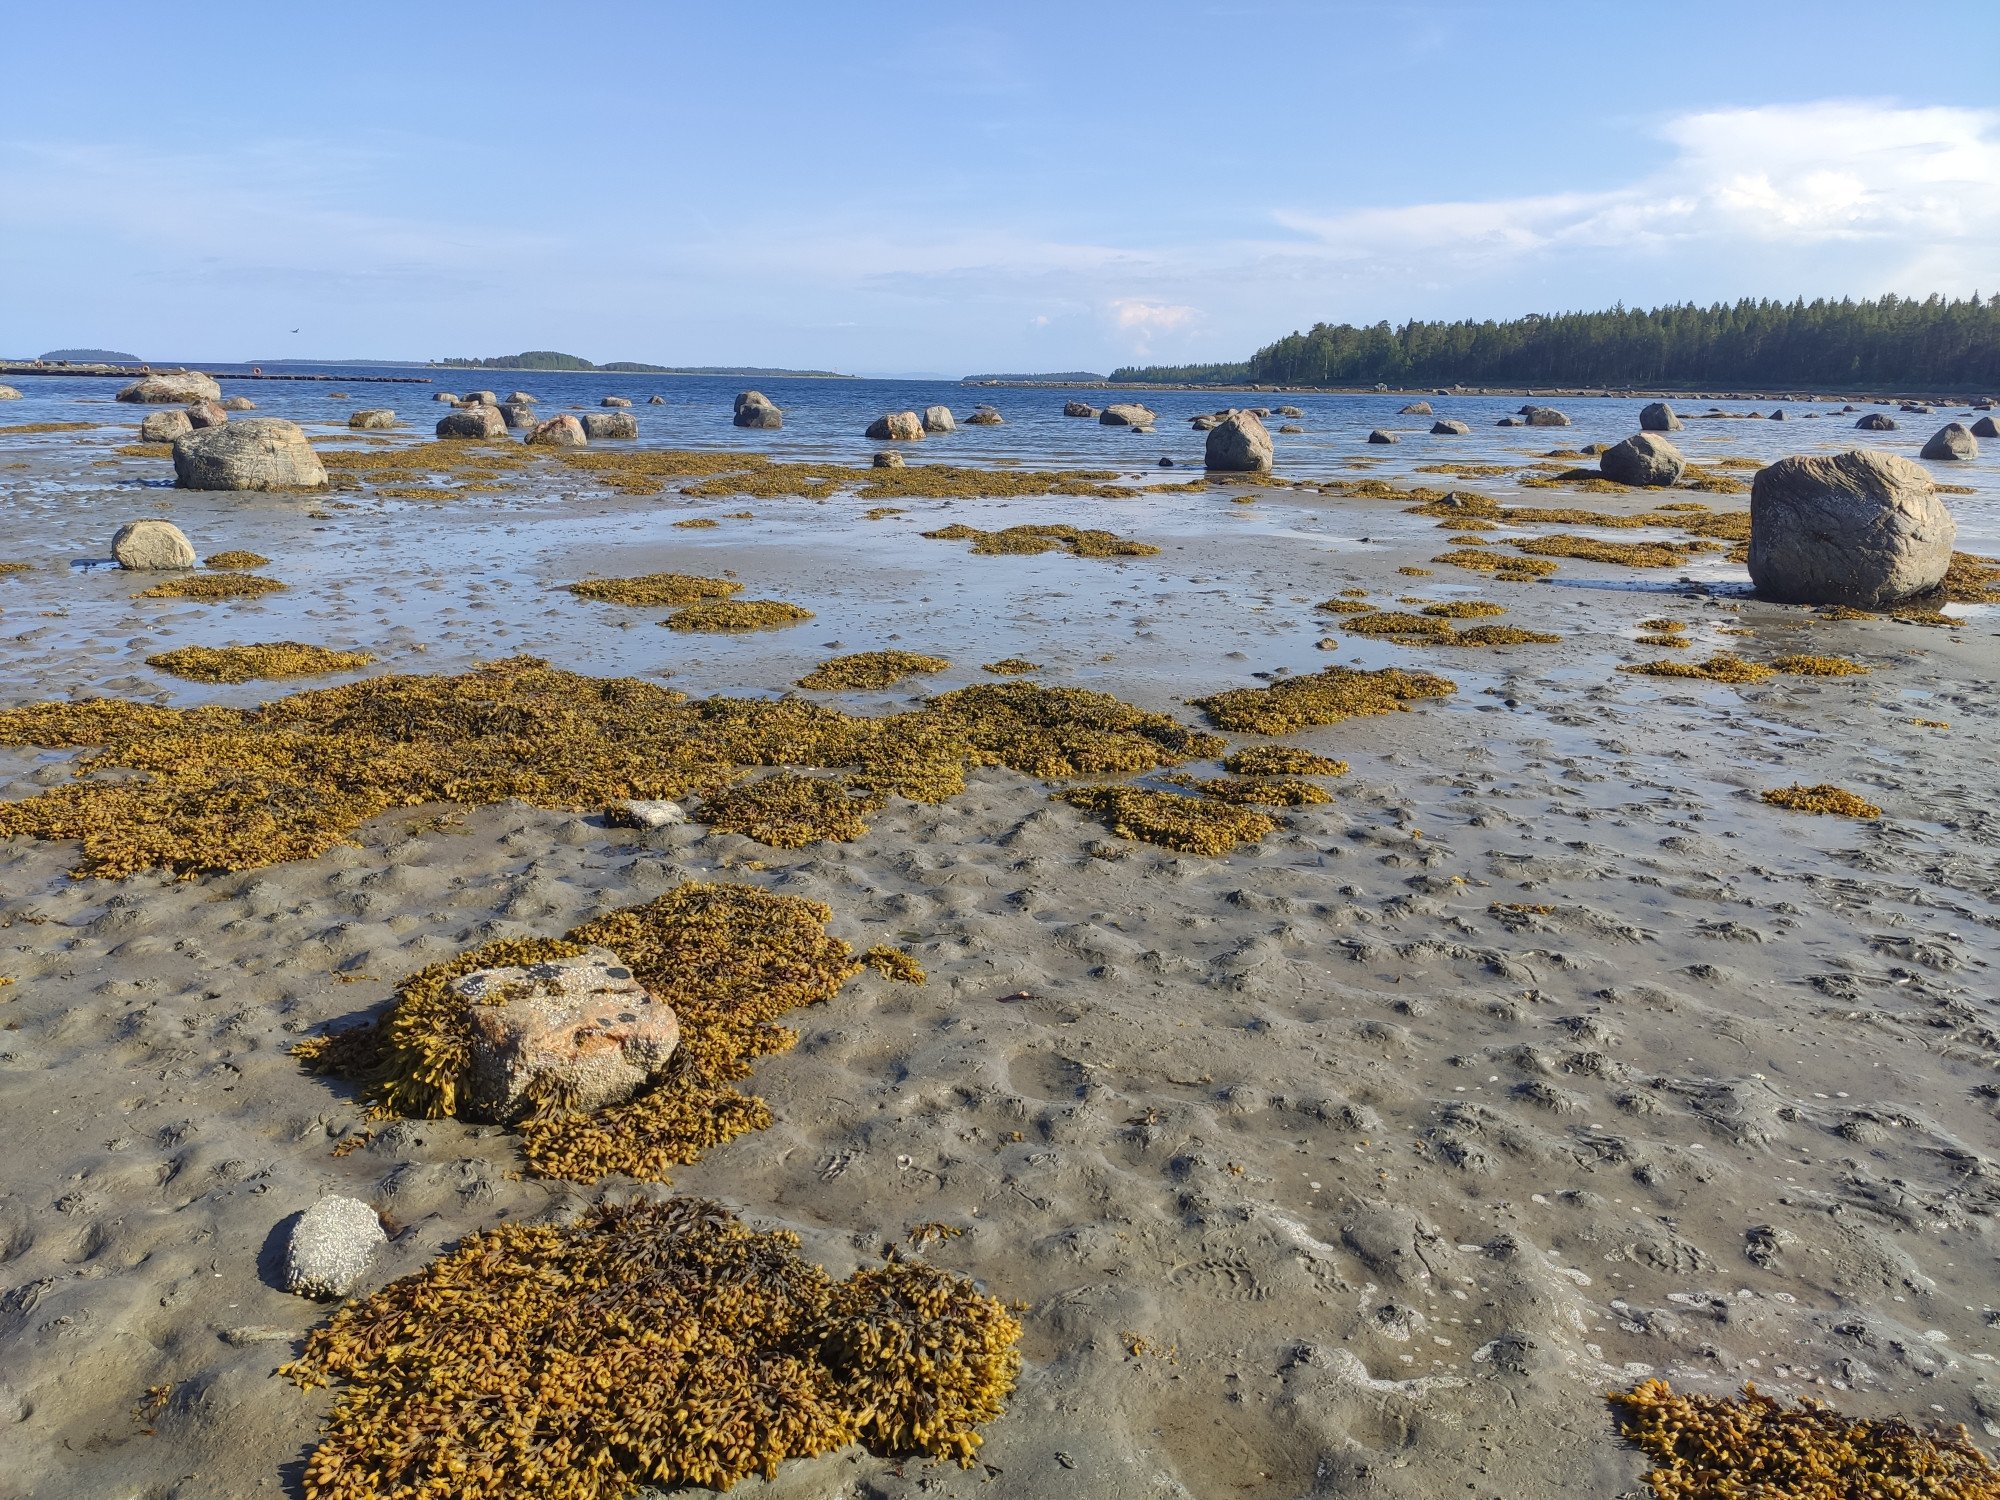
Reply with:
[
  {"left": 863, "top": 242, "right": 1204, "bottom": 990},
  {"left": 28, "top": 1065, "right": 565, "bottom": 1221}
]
[{"left": 1, "top": 402, "right": 1997, "bottom": 1499}]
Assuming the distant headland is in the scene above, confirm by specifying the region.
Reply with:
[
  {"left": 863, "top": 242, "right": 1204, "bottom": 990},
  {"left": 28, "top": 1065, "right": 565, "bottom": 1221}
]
[{"left": 38, "top": 347, "right": 141, "bottom": 363}]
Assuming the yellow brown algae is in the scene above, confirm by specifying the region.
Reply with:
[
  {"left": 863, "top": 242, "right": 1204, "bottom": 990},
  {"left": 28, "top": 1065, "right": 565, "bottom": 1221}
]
[
  {"left": 697, "top": 774, "right": 874, "bottom": 847},
  {"left": 201, "top": 550, "right": 271, "bottom": 569},
  {"left": 133, "top": 572, "right": 288, "bottom": 601},
  {"left": 1176, "top": 775, "right": 1331, "bottom": 808},
  {"left": 797, "top": 651, "right": 951, "bottom": 692},
  {"left": 1511, "top": 535, "right": 1721, "bottom": 568},
  {"left": 113, "top": 442, "right": 174, "bottom": 458},
  {"left": 299, "top": 882, "right": 858, "bottom": 1175},
  {"left": 1448, "top": 625, "right": 1562, "bottom": 646},
  {"left": 1635, "top": 634, "right": 1689, "bottom": 648},
  {"left": 1342, "top": 612, "right": 1459, "bottom": 641},
  {"left": 1057, "top": 785, "right": 1277, "bottom": 855},
  {"left": 0, "top": 561, "right": 32, "bottom": 576},
  {"left": 663, "top": 600, "right": 815, "bottom": 632},
  {"left": 1223, "top": 745, "right": 1349, "bottom": 777},
  {"left": 1939, "top": 552, "right": 2000, "bottom": 603},
  {"left": 0, "top": 659, "right": 1221, "bottom": 875},
  {"left": 919, "top": 523, "right": 1160, "bottom": 559},
  {"left": 1770, "top": 653, "right": 1870, "bottom": 677},
  {"left": 672, "top": 517, "right": 720, "bottom": 529},
  {"left": 1314, "top": 597, "right": 1377, "bottom": 616},
  {"left": 861, "top": 506, "right": 905, "bottom": 520},
  {"left": 1420, "top": 600, "right": 1507, "bottom": 618},
  {"left": 1194, "top": 665, "right": 1455, "bottom": 735},
  {"left": 1397, "top": 565, "right": 1434, "bottom": 577},
  {"left": 1412, "top": 462, "right": 1516, "bottom": 476},
  {"left": 1605, "top": 1380, "right": 1997, "bottom": 1500},
  {"left": 282, "top": 1198, "right": 1022, "bottom": 1499},
  {"left": 1621, "top": 653, "right": 1776, "bottom": 684},
  {"left": 980, "top": 658, "right": 1041, "bottom": 675},
  {"left": 862, "top": 944, "right": 927, "bottom": 984},
  {"left": 144, "top": 644, "right": 377, "bottom": 684},
  {"left": 655, "top": 453, "right": 1197, "bottom": 504},
  {"left": 1762, "top": 783, "right": 1883, "bottom": 818},
  {"left": 1638, "top": 617, "right": 1686, "bottom": 632},
  {"left": 1432, "top": 549, "right": 1559, "bottom": 581},
  {"left": 566, "top": 572, "right": 742, "bottom": 606},
  {"left": 0, "top": 421, "right": 94, "bottom": 435}
]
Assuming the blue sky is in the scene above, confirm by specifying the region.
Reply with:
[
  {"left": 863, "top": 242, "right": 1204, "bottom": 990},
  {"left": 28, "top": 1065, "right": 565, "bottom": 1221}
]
[{"left": 3, "top": 1, "right": 1995, "bottom": 374}]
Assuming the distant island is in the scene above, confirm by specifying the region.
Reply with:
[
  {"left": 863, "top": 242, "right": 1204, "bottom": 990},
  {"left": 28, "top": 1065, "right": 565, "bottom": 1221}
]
[
  {"left": 960, "top": 371, "right": 1107, "bottom": 384},
  {"left": 1109, "top": 294, "right": 2000, "bottom": 390},
  {"left": 38, "top": 347, "right": 141, "bottom": 363},
  {"left": 436, "top": 350, "right": 851, "bottom": 378}
]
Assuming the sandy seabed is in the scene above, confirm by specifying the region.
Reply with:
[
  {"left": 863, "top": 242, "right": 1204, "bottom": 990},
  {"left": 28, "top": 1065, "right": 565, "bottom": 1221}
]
[{"left": 0, "top": 396, "right": 1997, "bottom": 1500}]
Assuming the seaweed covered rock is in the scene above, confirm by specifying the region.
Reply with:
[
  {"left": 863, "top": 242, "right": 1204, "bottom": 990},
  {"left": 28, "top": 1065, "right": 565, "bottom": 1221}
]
[
  {"left": 346, "top": 408, "right": 395, "bottom": 430},
  {"left": 922, "top": 404, "right": 955, "bottom": 432},
  {"left": 965, "top": 407, "right": 1003, "bottom": 425},
  {"left": 111, "top": 518, "right": 197, "bottom": 570},
  {"left": 451, "top": 947, "right": 679, "bottom": 1122},
  {"left": 1856, "top": 412, "right": 1897, "bottom": 430},
  {"left": 116, "top": 371, "right": 220, "bottom": 404},
  {"left": 579, "top": 410, "right": 636, "bottom": 440},
  {"left": 1205, "top": 409, "right": 1273, "bottom": 471},
  {"left": 1430, "top": 418, "right": 1470, "bottom": 435},
  {"left": 1599, "top": 432, "right": 1687, "bottom": 487},
  {"left": 1062, "top": 399, "right": 1098, "bottom": 418},
  {"left": 734, "top": 390, "right": 783, "bottom": 429},
  {"left": 1639, "top": 401, "right": 1682, "bottom": 431},
  {"left": 1921, "top": 422, "right": 1978, "bottom": 461},
  {"left": 436, "top": 404, "right": 507, "bottom": 439},
  {"left": 138, "top": 408, "right": 194, "bottom": 442},
  {"left": 172, "top": 418, "right": 327, "bottom": 491},
  {"left": 1749, "top": 449, "right": 1954, "bottom": 607},
  {"left": 1099, "top": 402, "right": 1156, "bottom": 427},
  {"left": 283, "top": 1196, "right": 386, "bottom": 1300},
  {"left": 866, "top": 410, "right": 924, "bottom": 441}
]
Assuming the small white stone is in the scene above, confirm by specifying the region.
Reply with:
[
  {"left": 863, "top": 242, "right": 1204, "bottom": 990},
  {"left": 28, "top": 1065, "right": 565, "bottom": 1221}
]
[
  {"left": 609, "top": 799, "right": 686, "bottom": 829},
  {"left": 284, "top": 1196, "right": 386, "bottom": 1300}
]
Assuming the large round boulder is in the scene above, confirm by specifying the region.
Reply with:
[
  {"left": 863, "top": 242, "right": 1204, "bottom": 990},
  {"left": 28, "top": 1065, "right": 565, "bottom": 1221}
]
[
  {"left": 1599, "top": 432, "right": 1687, "bottom": 487},
  {"left": 601, "top": 395, "right": 632, "bottom": 408},
  {"left": 111, "top": 518, "right": 197, "bottom": 570},
  {"left": 1639, "top": 401, "right": 1682, "bottom": 432},
  {"left": 1856, "top": 413, "right": 1896, "bottom": 431},
  {"left": 1920, "top": 423, "right": 1978, "bottom": 461},
  {"left": 348, "top": 408, "right": 397, "bottom": 430},
  {"left": 1520, "top": 405, "right": 1571, "bottom": 427},
  {"left": 648, "top": 394, "right": 666, "bottom": 405},
  {"left": 117, "top": 372, "right": 221, "bottom": 404},
  {"left": 865, "top": 411, "right": 924, "bottom": 441},
  {"left": 733, "top": 391, "right": 782, "bottom": 429},
  {"left": 172, "top": 419, "right": 327, "bottom": 491},
  {"left": 498, "top": 401, "right": 537, "bottom": 429},
  {"left": 1429, "top": 418, "right": 1470, "bottom": 436},
  {"left": 1100, "top": 402, "right": 1156, "bottom": 428},
  {"left": 1205, "top": 410, "right": 1274, "bottom": 472},
  {"left": 526, "top": 414, "right": 588, "bottom": 447},
  {"left": 186, "top": 400, "right": 229, "bottom": 430},
  {"left": 437, "top": 405, "right": 508, "bottom": 439},
  {"left": 580, "top": 410, "right": 636, "bottom": 440},
  {"left": 1970, "top": 415, "right": 1999, "bottom": 439},
  {"left": 922, "top": 404, "right": 956, "bottom": 433},
  {"left": 139, "top": 409, "right": 194, "bottom": 442},
  {"left": 1748, "top": 450, "right": 1955, "bottom": 608},
  {"left": 1063, "top": 400, "right": 1098, "bottom": 418}
]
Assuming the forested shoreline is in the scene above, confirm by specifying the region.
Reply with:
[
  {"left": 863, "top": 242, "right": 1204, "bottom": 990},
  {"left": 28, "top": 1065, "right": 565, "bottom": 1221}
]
[{"left": 1110, "top": 295, "right": 2000, "bottom": 390}]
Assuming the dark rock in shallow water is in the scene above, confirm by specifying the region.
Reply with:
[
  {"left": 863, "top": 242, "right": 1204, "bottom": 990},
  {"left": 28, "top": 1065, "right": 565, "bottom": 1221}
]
[
  {"left": 1920, "top": 422, "right": 1977, "bottom": 461},
  {"left": 1639, "top": 401, "right": 1682, "bottom": 432},
  {"left": 580, "top": 411, "right": 637, "bottom": 440},
  {"left": 1366, "top": 428, "right": 1398, "bottom": 445},
  {"left": 1206, "top": 410, "right": 1273, "bottom": 472},
  {"left": 1599, "top": 432, "right": 1686, "bottom": 487},
  {"left": 1430, "top": 418, "right": 1470, "bottom": 436},
  {"left": 437, "top": 405, "right": 507, "bottom": 439},
  {"left": 865, "top": 411, "right": 923, "bottom": 441},
  {"left": 1856, "top": 413, "right": 1896, "bottom": 430}
]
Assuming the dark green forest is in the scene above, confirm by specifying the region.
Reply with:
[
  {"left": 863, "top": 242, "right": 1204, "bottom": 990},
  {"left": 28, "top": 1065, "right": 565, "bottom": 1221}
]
[{"left": 1110, "top": 295, "right": 2000, "bottom": 390}]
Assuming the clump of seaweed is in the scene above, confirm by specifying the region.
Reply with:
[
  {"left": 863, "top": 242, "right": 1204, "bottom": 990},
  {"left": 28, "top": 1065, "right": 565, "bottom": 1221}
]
[
  {"left": 797, "top": 651, "right": 951, "bottom": 692},
  {"left": 863, "top": 944, "right": 926, "bottom": 984},
  {"left": 698, "top": 774, "right": 874, "bottom": 847},
  {"left": 1450, "top": 625, "right": 1561, "bottom": 646},
  {"left": 981, "top": 659, "right": 1040, "bottom": 675},
  {"left": 1058, "top": 785, "right": 1276, "bottom": 855},
  {"left": 1195, "top": 665, "right": 1456, "bottom": 735},
  {"left": 1181, "top": 775, "right": 1331, "bottom": 808},
  {"left": 1771, "top": 653, "right": 1869, "bottom": 677},
  {"left": 133, "top": 572, "right": 287, "bottom": 602},
  {"left": 283, "top": 1197, "right": 1021, "bottom": 1498},
  {"left": 862, "top": 506, "right": 905, "bottom": 520},
  {"left": 567, "top": 573, "right": 742, "bottom": 606},
  {"left": 1421, "top": 599, "right": 1506, "bottom": 618},
  {"left": 1223, "top": 745, "right": 1348, "bottom": 777},
  {"left": 1315, "top": 597, "right": 1376, "bottom": 616},
  {"left": 1512, "top": 535, "right": 1720, "bottom": 568},
  {"left": 1605, "top": 1379, "right": 1994, "bottom": 1500},
  {"left": 1761, "top": 784, "right": 1882, "bottom": 818},
  {"left": 145, "top": 644, "right": 376, "bottom": 684},
  {"left": 0, "top": 421, "right": 94, "bottom": 435},
  {"left": 203, "top": 550, "right": 271, "bottom": 569},
  {"left": 1433, "top": 549, "right": 1558, "bottom": 582},
  {"left": 1939, "top": 552, "right": 2000, "bottom": 604},
  {"left": 664, "top": 600, "right": 815, "bottom": 632},
  {"left": 672, "top": 516, "right": 720, "bottom": 529},
  {"left": 0, "top": 561, "right": 32, "bottom": 577},
  {"left": 1341, "top": 611, "right": 1456, "bottom": 641},
  {"left": 921, "top": 523, "right": 1159, "bottom": 559},
  {"left": 1621, "top": 653, "right": 1775, "bottom": 683},
  {"left": 1330, "top": 611, "right": 1555, "bottom": 648}
]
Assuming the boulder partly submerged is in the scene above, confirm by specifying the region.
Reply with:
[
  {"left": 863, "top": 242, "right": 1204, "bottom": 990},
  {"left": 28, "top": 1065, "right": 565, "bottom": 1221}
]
[
  {"left": 1971, "top": 415, "right": 2000, "bottom": 439},
  {"left": 1639, "top": 401, "right": 1683, "bottom": 432},
  {"left": 580, "top": 410, "right": 636, "bottom": 440},
  {"left": 1599, "top": 432, "right": 1687, "bottom": 487},
  {"left": 437, "top": 405, "right": 508, "bottom": 439},
  {"left": 865, "top": 411, "right": 924, "bottom": 441},
  {"left": 1100, "top": 403, "right": 1157, "bottom": 428},
  {"left": 1366, "top": 428, "right": 1398, "bottom": 445},
  {"left": 116, "top": 372, "right": 221, "bottom": 404},
  {"left": 1063, "top": 400, "right": 1098, "bottom": 418},
  {"left": 1748, "top": 449, "right": 1954, "bottom": 608},
  {"left": 526, "top": 414, "right": 588, "bottom": 447},
  {"left": 1856, "top": 413, "right": 1897, "bottom": 431},
  {"left": 922, "top": 404, "right": 956, "bottom": 433},
  {"left": 1920, "top": 422, "right": 1978, "bottom": 461},
  {"left": 733, "top": 391, "right": 782, "bottom": 429},
  {"left": 111, "top": 518, "right": 197, "bottom": 570},
  {"left": 186, "top": 400, "right": 229, "bottom": 430},
  {"left": 1206, "top": 409, "right": 1274, "bottom": 472},
  {"left": 172, "top": 418, "right": 327, "bottom": 491},
  {"left": 0, "top": 385, "right": 20, "bottom": 400},
  {"left": 349, "top": 408, "right": 397, "bottom": 430},
  {"left": 1429, "top": 418, "right": 1470, "bottom": 436},
  {"left": 1520, "top": 405, "right": 1571, "bottom": 427}
]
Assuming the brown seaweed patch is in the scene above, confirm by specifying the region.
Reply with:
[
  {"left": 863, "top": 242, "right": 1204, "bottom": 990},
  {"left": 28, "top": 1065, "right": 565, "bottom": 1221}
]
[
  {"left": 1605, "top": 1379, "right": 1996, "bottom": 1500},
  {"left": 1939, "top": 552, "right": 2000, "bottom": 604},
  {"left": 567, "top": 572, "right": 742, "bottom": 607},
  {"left": 1421, "top": 599, "right": 1507, "bottom": 618},
  {"left": 283, "top": 1198, "right": 1020, "bottom": 1497},
  {"left": 862, "top": 944, "right": 926, "bottom": 984},
  {"left": 672, "top": 517, "right": 720, "bottom": 529},
  {"left": 664, "top": 600, "right": 815, "bottom": 632},
  {"left": 1762, "top": 784, "right": 1882, "bottom": 818},
  {"left": 1635, "top": 633, "right": 1689, "bottom": 648},
  {"left": 202, "top": 550, "right": 271, "bottom": 569},
  {"left": 1433, "top": 549, "right": 1559, "bottom": 581},
  {"left": 145, "top": 644, "right": 376, "bottom": 684},
  {"left": 1771, "top": 653, "right": 1869, "bottom": 677},
  {"left": 1621, "top": 653, "right": 1775, "bottom": 683},
  {"left": 1223, "top": 745, "right": 1349, "bottom": 777},
  {"left": 133, "top": 572, "right": 287, "bottom": 602},
  {"left": 697, "top": 774, "right": 875, "bottom": 847},
  {"left": 798, "top": 651, "right": 951, "bottom": 692},
  {"left": 0, "top": 561, "right": 32, "bottom": 577},
  {"left": 981, "top": 658, "right": 1041, "bottom": 675},
  {"left": 1314, "top": 597, "right": 1376, "bottom": 616},
  {"left": 862, "top": 506, "right": 905, "bottom": 520},
  {"left": 921, "top": 523, "right": 1159, "bottom": 559},
  {"left": 1180, "top": 775, "right": 1331, "bottom": 808},
  {"left": 1058, "top": 785, "right": 1276, "bottom": 855},
  {"left": 1195, "top": 665, "right": 1456, "bottom": 735},
  {"left": 1512, "top": 535, "right": 1720, "bottom": 568},
  {"left": 0, "top": 421, "right": 94, "bottom": 435}
]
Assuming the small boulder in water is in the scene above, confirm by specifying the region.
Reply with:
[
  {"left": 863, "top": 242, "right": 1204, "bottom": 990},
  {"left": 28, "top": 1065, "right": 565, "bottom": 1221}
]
[
  {"left": 580, "top": 411, "right": 636, "bottom": 440},
  {"left": 221, "top": 395, "right": 256, "bottom": 412},
  {"left": 1920, "top": 422, "right": 1978, "bottom": 461},
  {"left": 348, "top": 409, "right": 397, "bottom": 430},
  {"left": 1063, "top": 400, "right": 1098, "bottom": 418},
  {"left": 1856, "top": 413, "right": 1896, "bottom": 431},
  {"left": 117, "top": 372, "right": 221, "bottom": 404},
  {"left": 921, "top": 404, "right": 955, "bottom": 433},
  {"left": 1100, "top": 403, "right": 1157, "bottom": 428},
  {"left": 865, "top": 411, "right": 924, "bottom": 441},
  {"left": 873, "top": 449, "right": 906, "bottom": 468},
  {"left": 1520, "top": 405, "right": 1570, "bottom": 427},
  {"left": 1599, "top": 432, "right": 1687, "bottom": 487},
  {"left": 437, "top": 405, "right": 508, "bottom": 439},
  {"left": 1639, "top": 401, "right": 1682, "bottom": 432},
  {"left": 186, "top": 400, "right": 229, "bottom": 430},
  {"left": 733, "top": 391, "right": 782, "bottom": 429},
  {"left": 526, "top": 414, "right": 588, "bottom": 447},
  {"left": 1205, "top": 410, "right": 1274, "bottom": 472},
  {"left": 1366, "top": 428, "right": 1398, "bottom": 445},
  {"left": 1430, "top": 418, "right": 1470, "bottom": 435},
  {"left": 601, "top": 395, "right": 632, "bottom": 408},
  {"left": 1398, "top": 401, "right": 1432, "bottom": 415},
  {"left": 1969, "top": 415, "right": 1999, "bottom": 439},
  {"left": 505, "top": 391, "right": 537, "bottom": 406}
]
